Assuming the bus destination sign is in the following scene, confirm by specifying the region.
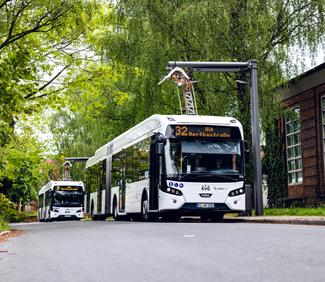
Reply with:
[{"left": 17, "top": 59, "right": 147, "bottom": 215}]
[
  {"left": 56, "top": 186, "right": 80, "bottom": 191},
  {"left": 173, "top": 125, "right": 233, "bottom": 138}
]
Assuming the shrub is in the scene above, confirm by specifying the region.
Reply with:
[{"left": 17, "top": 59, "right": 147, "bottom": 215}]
[
  {"left": 0, "top": 193, "right": 17, "bottom": 222},
  {"left": 0, "top": 217, "right": 9, "bottom": 232}
]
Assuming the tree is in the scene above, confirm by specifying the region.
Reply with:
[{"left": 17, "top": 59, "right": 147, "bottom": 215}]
[
  {"left": 101, "top": 0, "right": 325, "bottom": 204},
  {"left": 0, "top": 0, "right": 98, "bottom": 146},
  {"left": 43, "top": 0, "right": 325, "bottom": 206},
  {"left": 47, "top": 63, "right": 136, "bottom": 152},
  {"left": 0, "top": 0, "right": 104, "bottom": 206},
  {"left": 0, "top": 126, "right": 53, "bottom": 207}
]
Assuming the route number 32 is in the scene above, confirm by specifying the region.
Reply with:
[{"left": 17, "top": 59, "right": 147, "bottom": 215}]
[{"left": 175, "top": 126, "right": 188, "bottom": 136}]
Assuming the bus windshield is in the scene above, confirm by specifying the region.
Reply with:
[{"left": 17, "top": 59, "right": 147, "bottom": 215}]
[
  {"left": 165, "top": 139, "right": 243, "bottom": 180},
  {"left": 53, "top": 186, "right": 84, "bottom": 207}
]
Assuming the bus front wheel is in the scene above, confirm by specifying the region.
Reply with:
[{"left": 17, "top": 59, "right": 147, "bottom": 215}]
[
  {"left": 201, "top": 212, "right": 224, "bottom": 222},
  {"left": 91, "top": 202, "right": 97, "bottom": 221},
  {"left": 211, "top": 213, "right": 224, "bottom": 222},
  {"left": 113, "top": 200, "right": 119, "bottom": 221},
  {"left": 141, "top": 198, "right": 149, "bottom": 222}
]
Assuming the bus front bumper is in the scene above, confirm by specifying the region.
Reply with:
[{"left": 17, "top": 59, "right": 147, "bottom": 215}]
[
  {"left": 158, "top": 190, "right": 245, "bottom": 215},
  {"left": 50, "top": 210, "right": 84, "bottom": 219}
]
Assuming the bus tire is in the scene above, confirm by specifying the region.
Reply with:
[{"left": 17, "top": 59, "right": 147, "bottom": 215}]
[
  {"left": 113, "top": 199, "right": 119, "bottom": 221},
  {"left": 201, "top": 212, "right": 224, "bottom": 222},
  {"left": 162, "top": 214, "right": 180, "bottom": 222},
  {"left": 91, "top": 201, "right": 97, "bottom": 221},
  {"left": 141, "top": 193, "right": 149, "bottom": 222},
  {"left": 211, "top": 213, "right": 224, "bottom": 222},
  {"left": 98, "top": 214, "right": 107, "bottom": 221},
  {"left": 45, "top": 211, "right": 51, "bottom": 222},
  {"left": 200, "top": 214, "right": 210, "bottom": 222}
]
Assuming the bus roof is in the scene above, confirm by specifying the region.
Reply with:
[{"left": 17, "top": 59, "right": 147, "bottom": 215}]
[
  {"left": 86, "top": 114, "right": 243, "bottom": 169},
  {"left": 39, "top": 180, "right": 84, "bottom": 195}
]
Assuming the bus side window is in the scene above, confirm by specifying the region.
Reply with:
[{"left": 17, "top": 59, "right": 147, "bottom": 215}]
[
  {"left": 86, "top": 169, "right": 91, "bottom": 193},
  {"left": 125, "top": 147, "right": 134, "bottom": 183},
  {"left": 38, "top": 194, "right": 43, "bottom": 208},
  {"left": 112, "top": 154, "right": 122, "bottom": 186},
  {"left": 134, "top": 138, "right": 150, "bottom": 180},
  {"left": 101, "top": 160, "right": 106, "bottom": 189},
  {"left": 90, "top": 166, "right": 98, "bottom": 193},
  {"left": 45, "top": 191, "right": 49, "bottom": 207}
]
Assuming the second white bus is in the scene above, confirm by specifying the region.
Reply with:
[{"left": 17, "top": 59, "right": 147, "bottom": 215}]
[{"left": 38, "top": 181, "right": 85, "bottom": 221}]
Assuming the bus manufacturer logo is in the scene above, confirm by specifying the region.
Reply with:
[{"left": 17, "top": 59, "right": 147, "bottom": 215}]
[
  {"left": 201, "top": 185, "right": 210, "bottom": 191},
  {"left": 199, "top": 193, "right": 212, "bottom": 198}
]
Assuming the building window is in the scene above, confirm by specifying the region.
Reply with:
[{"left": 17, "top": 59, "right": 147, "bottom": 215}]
[{"left": 285, "top": 108, "right": 303, "bottom": 184}]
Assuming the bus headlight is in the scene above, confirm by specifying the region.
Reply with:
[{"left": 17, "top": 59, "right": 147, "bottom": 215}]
[
  {"left": 76, "top": 209, "right": 83, "bottom": 213},
  {"left": 52, "top": 207, "right": 60, "bottom": 213},
  {"left": 161, "top": 186, "right": 183, "bottom": 196},
  {"left": 228, "top": 187, "right": 245, "bottom": 197}
]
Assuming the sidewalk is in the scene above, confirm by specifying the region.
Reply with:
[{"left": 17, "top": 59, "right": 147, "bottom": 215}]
[{"left": 225, "top": 215, "right": 325, "bottom": 226}]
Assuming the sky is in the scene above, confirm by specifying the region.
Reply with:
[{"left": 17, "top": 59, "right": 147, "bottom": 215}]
[{"left": 286, "top": 44, "right": 325, "bottom": 79}]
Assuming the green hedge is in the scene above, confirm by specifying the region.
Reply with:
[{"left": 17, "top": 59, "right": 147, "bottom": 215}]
[
  {"left": 0, "top": 193, "right": 38, "bottom": 223},
  {"left": 0, "top": 217, "right": 9, "bottom": 232},
  {"left": 0, "top": 193, "right": 17, "bottom": 222},
  {"left": 264, "top": 207, "right": 325, "bottom": 216}
]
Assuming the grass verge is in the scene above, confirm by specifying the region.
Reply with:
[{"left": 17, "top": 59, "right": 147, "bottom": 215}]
[{"left": 263, "top": 207, "right": 325, "bottom": 216}]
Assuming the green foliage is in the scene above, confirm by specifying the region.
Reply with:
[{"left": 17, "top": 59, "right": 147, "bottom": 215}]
[
  {"left": 264, "top": 207, "right": 325, "bottom": 216},
  {"left": 263, "top": 118, "right": 288, "bottom": 207},
  {"left": 45, "top": 1, "right": 325, "bottom": 205},
  {"left": 101, "top": 0, "right": 325, "bottom": 190},
  {"left": 2, "top": 0, "right": 324, "bottom": 207},
  {"left": 0, "top": 126, "right": 52, "bottom": 205},
  {"left": 0, "top": 219, "right": 9, "bottom": 232},
  {"left": 0, "top": 1, "right": 101, "bottom": 207},
  {"left": 0, "top": 193, "right": 17, "bottom": 223},
  {"left": 0, "top": 193, "right": 36, "bottom": 223},
  {"left": 47, "top": 64, "right": 134, "bottom": 154},
  {"left": 0, "top": 0, "right": 99, "bottom": 147}
]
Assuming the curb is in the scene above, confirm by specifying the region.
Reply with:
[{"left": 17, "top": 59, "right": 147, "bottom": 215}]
[
  {"left": 225, "top": 216, "right": 325, "bottom": 226},
  {"left": 0, "top": 231, "right": 10, "bottom": 236}
]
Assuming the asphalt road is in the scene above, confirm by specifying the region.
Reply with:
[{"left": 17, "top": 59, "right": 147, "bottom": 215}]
[{"left": 1, "top": 220, "right": 325, "bottom": 282}]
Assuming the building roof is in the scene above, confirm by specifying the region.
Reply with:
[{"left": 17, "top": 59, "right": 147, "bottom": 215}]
[{"left": 281, "top": 62, "right": 325, "bottom": 100}]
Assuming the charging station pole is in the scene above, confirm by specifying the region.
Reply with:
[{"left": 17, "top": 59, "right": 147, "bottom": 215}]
[{"left": 166, "top": 60, "right": 264, "bottom": 215}]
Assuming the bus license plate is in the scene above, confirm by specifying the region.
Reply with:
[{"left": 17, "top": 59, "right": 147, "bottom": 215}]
[{"left": 196, "top": 203, "right": 214, "bottom": 208}]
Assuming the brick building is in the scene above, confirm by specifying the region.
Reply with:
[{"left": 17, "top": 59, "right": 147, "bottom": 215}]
[{"left": 280, "top": 63, "right": 325, "bottom": 204}]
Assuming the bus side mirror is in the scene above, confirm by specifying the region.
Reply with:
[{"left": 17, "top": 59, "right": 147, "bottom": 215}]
[{"left": 156, "top": 142, "right": 164, "bottom": 156}]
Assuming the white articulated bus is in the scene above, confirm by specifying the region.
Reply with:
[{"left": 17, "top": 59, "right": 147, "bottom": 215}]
[
  {"left": 85, "top": 114, "right": 249, "bottom": 221},
  {"left": 38, "top": 181, "right": 85, "bottom": 222}
]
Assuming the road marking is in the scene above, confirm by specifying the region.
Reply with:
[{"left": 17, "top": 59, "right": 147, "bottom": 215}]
[{"left": 184, "top": 234, "right": 195, "bottom": 238}]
